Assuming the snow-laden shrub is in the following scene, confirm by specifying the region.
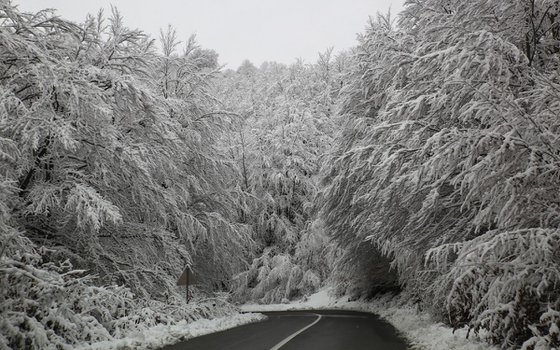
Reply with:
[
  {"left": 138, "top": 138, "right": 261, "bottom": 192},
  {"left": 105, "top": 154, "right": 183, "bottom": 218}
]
[
  {"left": 231, "top": 247, "right": 321, "bottom": 303},
  {"left": 231, "top": 219, "right": 334, "bottom": 304},
  {"left": 427, "top": 229, "right": 560, "bottom": 349},
  {"left": 1, "top": 243, "right": 123, "bottom": 348},
  {"left": 523, "top": 308, "right": 560, "bottom": 350},
  {"left": 0, "top": 232, "right": 238, "bottom": 349},
  {"left": 294, "top": 219, "right": 334, "bottom": 283}
]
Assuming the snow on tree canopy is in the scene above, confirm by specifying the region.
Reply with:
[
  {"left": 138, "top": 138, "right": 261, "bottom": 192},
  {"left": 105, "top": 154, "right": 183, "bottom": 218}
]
[
  {"left": 320, "top": 2, "right": 560, "bottom": 348},
  {"left": 1, "top": 3, "right": 252, "bottom": 348},
  {"left": 2, "top": 0, "right": 560, "bottom": 349}
]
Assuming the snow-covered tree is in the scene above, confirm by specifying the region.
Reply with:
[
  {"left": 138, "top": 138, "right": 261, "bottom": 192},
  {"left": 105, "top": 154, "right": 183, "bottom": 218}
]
[
  {"left": 215, "top": 54, "right": 349, "bottom": 302},
  {"left": 1, "top": 3, "right": 252, "bottom": 347},
  {"left": 320, "top": 3, "right": 560, "bottom": 348}
]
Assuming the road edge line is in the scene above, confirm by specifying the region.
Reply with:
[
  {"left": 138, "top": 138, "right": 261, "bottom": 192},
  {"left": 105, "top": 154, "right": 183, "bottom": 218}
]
[{"left": 269, "top": 313, "right": 323, "bottom": 350}]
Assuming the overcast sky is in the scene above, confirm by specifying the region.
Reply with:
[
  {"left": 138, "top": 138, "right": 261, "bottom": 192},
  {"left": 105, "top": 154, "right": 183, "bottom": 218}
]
[{"left": 15, "top": 0, "right": 405, "bottom": 68}]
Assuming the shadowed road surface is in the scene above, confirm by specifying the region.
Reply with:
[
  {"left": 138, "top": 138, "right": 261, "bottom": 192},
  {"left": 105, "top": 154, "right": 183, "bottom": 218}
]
[{"left": 161, "top": 310, "right": 409, "bottom": 350}]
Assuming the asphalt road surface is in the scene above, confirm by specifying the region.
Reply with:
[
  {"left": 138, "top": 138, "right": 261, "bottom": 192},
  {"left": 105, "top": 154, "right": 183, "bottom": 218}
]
[{"left": 162, "top": 310, "right": 410, "bottom": 350}]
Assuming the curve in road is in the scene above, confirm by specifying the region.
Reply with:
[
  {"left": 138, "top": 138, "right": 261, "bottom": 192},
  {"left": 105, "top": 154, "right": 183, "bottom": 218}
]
[{"left": 161, "top": 310, "right": 410, "bottom": 350}]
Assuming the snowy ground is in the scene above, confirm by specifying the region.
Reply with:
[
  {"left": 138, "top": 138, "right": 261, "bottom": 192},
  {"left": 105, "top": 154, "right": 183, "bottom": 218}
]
[
  {"left": 241, "top": 289, "right": 497, "bottom": 350},
  {"left": 76, "top": 290, "right": 497, "bottom": 349},
  {"left": 76, "top": 313, "right": 266, "bottom": 350}
]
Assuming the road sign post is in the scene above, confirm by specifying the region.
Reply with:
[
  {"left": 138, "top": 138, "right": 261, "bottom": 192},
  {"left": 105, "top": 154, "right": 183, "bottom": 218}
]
[{"left": 177, "top": 266, "right": 195, "bottom": 304}]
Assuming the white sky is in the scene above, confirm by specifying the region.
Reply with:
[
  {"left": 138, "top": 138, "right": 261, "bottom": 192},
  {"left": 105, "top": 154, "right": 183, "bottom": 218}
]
[{"left": 15, "top": 0, "right": 405, "bottom": 68}]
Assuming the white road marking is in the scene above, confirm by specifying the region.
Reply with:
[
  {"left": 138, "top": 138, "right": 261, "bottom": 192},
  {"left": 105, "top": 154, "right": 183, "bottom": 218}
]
[{"left": 269, "top": 313, "right": 323, "bottom": 350}]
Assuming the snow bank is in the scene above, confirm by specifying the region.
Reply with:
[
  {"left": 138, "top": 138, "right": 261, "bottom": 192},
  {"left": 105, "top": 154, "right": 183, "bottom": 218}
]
[
  {"left": 76, "top": 313, "right": 267, "bottom": 350},
  {"left": 241, "top": 289, "right": 497, "bottom": 350},
  {"left": 361, "top": 295, "right": 496, "bottom": 350},
  {"left": 241, "top": 289, "right": 333, "bottom": 312}
]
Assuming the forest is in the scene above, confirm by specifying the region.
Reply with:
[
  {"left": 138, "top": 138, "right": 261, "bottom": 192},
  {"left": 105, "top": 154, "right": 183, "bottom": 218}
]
[{"left": 1, "top": 0, "right": 559, "bottom": 349}]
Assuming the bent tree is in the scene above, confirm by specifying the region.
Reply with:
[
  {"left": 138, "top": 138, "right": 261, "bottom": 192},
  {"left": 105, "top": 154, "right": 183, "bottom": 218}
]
[
  {"left": 0, "top": 5, "right": 251, "bottom": 348},
  {"left": 321, "top": 2, "right": 560, "bottom": 348}
]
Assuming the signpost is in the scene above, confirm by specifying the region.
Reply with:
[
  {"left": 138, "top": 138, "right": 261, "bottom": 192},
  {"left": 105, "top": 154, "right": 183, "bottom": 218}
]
[{"left": 177, "top": 266, "right": 195, "bottom": 303}]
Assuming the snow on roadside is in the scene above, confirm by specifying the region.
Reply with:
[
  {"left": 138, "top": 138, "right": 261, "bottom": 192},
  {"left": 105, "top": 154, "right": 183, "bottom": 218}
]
[
  {"left": 241, "top": 289, "right": 497, "bottom": 350},
  {"left": 241, "top": 289, "right": 334, "bottom": 312},
  {"left": 76, "top": 313, "right": 267, "bottom": 350},
  {"left": 356, "top": 295, "right": 497, "bottom": 350}
]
